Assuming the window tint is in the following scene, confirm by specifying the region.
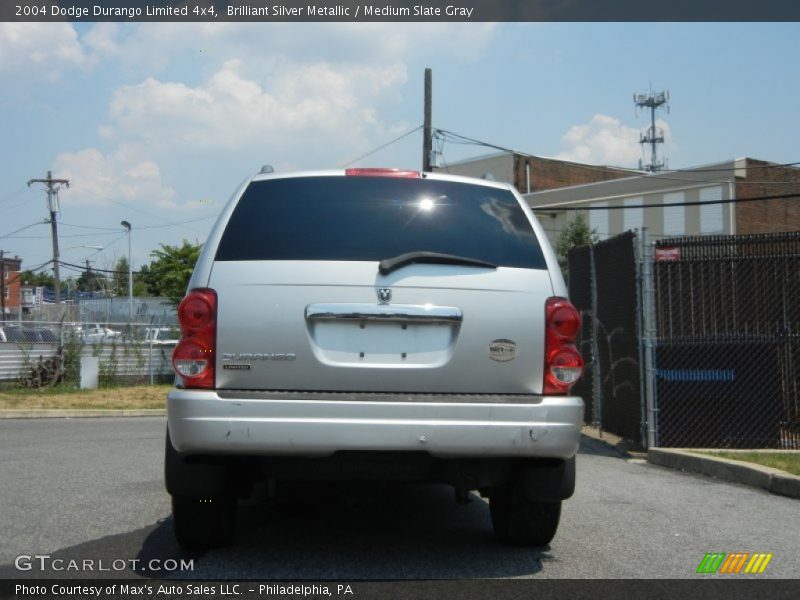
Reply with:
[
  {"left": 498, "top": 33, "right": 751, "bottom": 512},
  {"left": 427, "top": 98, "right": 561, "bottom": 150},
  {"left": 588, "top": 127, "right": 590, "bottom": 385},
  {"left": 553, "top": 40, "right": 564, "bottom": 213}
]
[{"left": 215, "top": 176, "right": 546, "bottom": 269}]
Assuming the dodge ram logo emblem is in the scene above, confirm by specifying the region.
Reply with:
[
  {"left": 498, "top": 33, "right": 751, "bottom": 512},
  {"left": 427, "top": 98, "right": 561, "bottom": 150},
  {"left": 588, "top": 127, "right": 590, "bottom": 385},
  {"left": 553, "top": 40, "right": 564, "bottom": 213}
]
[{"left": 377, "top": 288, "right": 392, "bottom": 304}]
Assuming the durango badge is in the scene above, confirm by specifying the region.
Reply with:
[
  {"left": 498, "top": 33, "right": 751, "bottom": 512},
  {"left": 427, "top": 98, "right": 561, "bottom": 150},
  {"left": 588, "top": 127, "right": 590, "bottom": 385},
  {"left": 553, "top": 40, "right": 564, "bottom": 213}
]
[{"left": 489, "top": 339, "right": 517, "bottom": 362}]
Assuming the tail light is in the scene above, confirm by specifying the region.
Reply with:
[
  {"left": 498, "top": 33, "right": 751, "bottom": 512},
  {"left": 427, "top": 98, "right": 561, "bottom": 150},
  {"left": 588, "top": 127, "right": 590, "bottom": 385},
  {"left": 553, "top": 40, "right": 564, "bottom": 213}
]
[
  {"left": 544, "top": 297, "right": 584, "bottom": 395},
  {"left": 172, "top": 288, "right": 217, "bottom": 389},
  {"left": 345, "top": 168, "right": 420, "bottom": 178}
]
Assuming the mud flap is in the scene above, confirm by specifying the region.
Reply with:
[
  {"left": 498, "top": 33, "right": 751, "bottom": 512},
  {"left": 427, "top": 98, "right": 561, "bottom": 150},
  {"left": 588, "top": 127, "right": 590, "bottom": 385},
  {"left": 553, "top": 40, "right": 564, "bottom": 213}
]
[
  {"left": 517, "top": 456, "right": 576, "bottom": 501},
  {"left": 165, "top": 428, "right": 230, "bottom": 498}
]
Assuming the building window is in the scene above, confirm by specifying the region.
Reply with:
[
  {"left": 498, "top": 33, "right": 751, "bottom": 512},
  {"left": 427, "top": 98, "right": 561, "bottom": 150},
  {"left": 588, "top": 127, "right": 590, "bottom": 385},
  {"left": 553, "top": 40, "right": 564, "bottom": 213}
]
[
  {"left": 589, "top": 202, "right": 608, "bottom": 239},
  {"left": 3, "top": 287, "right": 8, "bottom": 300},
  {"left": 663, "top": 192, "right": 685, "bottom": 236},
  {"left": 699, "top": 186, "right": 724, "bottom": 234},
  {"left": 623, "top": 196, "right": 643, "bottom": 232}
]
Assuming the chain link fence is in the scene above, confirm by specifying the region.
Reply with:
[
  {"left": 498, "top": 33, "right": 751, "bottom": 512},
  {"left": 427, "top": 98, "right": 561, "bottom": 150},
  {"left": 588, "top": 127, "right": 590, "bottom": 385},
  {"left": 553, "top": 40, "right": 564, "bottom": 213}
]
[
  {"left": 653, "top": 233, "right": 800, "bottom": 449},
  {"left": 7, "top": 296, "right": 177, "bottom": 326},
  {"left": 0, "top": 318, "right": 178, "bottom": 386},
  {"left": 568, "top": 232, "right": 643, "bottom": 444},
  {"left": 571, "top": 229, "right": 800, "bottom": 450},
  {"left": 567, "top": 245, "right": 594, "bottom": 424}
]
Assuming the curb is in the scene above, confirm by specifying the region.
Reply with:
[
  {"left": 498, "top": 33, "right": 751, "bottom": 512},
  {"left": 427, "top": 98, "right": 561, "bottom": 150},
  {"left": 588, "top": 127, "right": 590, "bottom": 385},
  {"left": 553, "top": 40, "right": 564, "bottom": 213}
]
[
  {"left": 648, "top": 448, "right": 800, "bottom": 500},
  {"left": 0, "top": 409, "right": 166, "bottom": 419},
  {"left": 580, "top": 426, "right": 646, "bottom": 459}
]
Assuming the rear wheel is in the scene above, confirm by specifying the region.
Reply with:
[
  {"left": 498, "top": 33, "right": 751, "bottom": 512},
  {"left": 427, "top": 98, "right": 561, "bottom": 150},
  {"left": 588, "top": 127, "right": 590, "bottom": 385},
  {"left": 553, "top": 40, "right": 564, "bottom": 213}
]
[
  {"left": 489, "top": 482, "right": 562, "bottom": 547},
  {"left": 171, "top": 495, "right": 236, "bottom": 550}
]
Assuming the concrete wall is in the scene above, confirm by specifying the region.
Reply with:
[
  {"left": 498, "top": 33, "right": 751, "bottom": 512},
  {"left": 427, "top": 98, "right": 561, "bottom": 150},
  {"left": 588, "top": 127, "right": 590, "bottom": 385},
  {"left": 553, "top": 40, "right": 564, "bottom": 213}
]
[
  {"left": 437, "top": 154, "right": 515, "bottom": 186},
  {"left": 526, "top": 161, "right": 740, "bottom": 245}
]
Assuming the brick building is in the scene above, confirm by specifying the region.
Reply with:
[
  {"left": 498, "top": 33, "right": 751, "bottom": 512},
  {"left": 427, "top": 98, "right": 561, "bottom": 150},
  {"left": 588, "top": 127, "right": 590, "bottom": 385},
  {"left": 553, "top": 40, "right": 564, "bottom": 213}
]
[
  {"left": 523, "top": 157, "right": 800, "bottom": 246},
  {"left": 733, "top": 158, "right": 800, "bottom": 234},
  {"left": 1, "top": 254, "right": 22, "bottom": 316},
  {"left": 434, "top": 152, "right": 635, "bottom": 194}
]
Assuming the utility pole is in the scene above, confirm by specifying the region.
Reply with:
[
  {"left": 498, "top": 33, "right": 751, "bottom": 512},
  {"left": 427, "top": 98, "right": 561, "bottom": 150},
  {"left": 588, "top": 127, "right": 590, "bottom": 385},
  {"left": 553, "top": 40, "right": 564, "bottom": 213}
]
[
  {"left": 85, "top": 259, "right": 93, "bottom": 293},
  {"left": 27, "top": 171, "right": 69, "bottom": 305},
  {"left": 121, "top": 221, "right": 133, "bottom": 321},
  {"left": 422, "top": 68, "right": 432, "bottom": 172},
  {"left": 633, "top": 89, "right": 669, "bottom": 172},
  {"left": 0, "top": 250, "right": 5, "bottom": 323}
]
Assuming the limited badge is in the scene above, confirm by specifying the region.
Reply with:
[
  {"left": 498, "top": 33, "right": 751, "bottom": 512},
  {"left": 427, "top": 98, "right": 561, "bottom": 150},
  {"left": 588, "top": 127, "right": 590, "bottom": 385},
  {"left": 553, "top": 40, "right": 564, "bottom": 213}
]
[{"left": 489, "top": 339, "right": 517, "bottom": 362}]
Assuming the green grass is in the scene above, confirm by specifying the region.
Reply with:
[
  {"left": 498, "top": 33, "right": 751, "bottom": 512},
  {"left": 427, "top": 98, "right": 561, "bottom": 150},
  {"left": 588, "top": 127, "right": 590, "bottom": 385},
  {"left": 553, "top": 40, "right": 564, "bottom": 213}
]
[
  {"left": 0, "top": 384, "right": 88, "bottom": 396},
  {"left": 697, "top": 451, "right": 800, "bottom": 476}
]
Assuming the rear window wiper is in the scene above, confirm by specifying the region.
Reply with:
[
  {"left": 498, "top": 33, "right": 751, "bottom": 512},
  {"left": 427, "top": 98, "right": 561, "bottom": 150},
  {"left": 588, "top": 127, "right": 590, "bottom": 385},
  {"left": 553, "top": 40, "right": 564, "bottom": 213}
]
[{"left": 378, "top": 251, "right": 498, "bottom": 275}]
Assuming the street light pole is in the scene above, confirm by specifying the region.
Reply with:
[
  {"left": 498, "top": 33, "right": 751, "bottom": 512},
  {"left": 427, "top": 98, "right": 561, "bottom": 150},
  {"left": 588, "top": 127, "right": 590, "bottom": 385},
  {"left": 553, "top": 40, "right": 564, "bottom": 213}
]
[{"left": 121, "top": 221, "right": 132, "bottom": 321}]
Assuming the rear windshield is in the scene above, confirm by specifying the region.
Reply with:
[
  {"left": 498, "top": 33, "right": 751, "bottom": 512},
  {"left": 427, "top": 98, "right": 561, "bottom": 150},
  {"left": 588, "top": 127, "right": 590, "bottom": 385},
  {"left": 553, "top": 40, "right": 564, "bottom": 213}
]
[{"left": 215, "top": 176, "right": 547, "bottom": 269}]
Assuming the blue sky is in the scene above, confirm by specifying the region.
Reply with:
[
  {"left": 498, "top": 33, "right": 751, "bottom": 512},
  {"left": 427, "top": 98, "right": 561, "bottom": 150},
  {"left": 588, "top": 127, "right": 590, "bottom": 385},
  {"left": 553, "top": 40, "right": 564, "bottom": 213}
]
[{"left": 1, "top": 21, "right": 799, "bottom": 274}]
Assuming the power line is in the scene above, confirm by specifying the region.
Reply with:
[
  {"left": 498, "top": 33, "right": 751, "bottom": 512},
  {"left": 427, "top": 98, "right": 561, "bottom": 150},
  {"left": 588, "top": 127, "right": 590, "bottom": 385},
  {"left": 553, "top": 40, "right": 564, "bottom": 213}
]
[
  {"left": 434, "top": 127, "right": 800, "bottom": 182},
  {"left": 60, "top": 222, "right": 122, "bottom": 231},
  {"left": 338, "top": 125, "right": 423, "bottom": 168},
  {"left": 106, "top": 198, "right": 208, "bottom": 236},
  {"left": 11, "top": 232, "right": 123, "bottom": 240},
  {"left": 58, "top": 260, "right": 145, "bottom": 276},
  {"left": 58, "top": 215, "right": 217, "bottom": 232},
  {"left": 0, "top": 186, "right": 31, "bottom": 206},
  {"left": 86, "top": 232, "right": 128, "bottom": 260},
  {"left": 108, "top": 198, "right": 207, "bottom": 235},
  {"left": 531, "top": 191, "right": 800, "bottom": 212},
  {"left": 652, "top": 161, "right": 800, "bottom": 173},
  {"left": 137, "top": 215, "right": 217, "bottom": 230},
  {"left": 541, "top": 227, "right": 676, "bottom": 240},
  {"left": 0, "top": 220, "right": 47, "bottom": 240},
  {"left": 1, "top": 259, "right": 56, "bottom": 290}
]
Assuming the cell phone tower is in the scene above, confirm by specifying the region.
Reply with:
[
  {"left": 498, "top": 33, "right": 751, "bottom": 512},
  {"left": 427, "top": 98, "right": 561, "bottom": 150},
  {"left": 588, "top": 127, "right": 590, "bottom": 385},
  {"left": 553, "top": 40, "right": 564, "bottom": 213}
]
[{"left": 634, "top": 89, "right": 669, "bottom": 172}]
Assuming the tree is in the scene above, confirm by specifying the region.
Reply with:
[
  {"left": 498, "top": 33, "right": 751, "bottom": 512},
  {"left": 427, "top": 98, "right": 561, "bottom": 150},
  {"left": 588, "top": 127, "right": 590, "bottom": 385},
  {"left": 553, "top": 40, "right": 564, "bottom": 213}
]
[
  {"left": 132, "top": 271, "right": 149, "bottom": 297},
  {"left": 555, "top": 214, "right": 597, "bottom": 280},
  {"left": 76, "top": 267, "right": 107, "bottom": 293},
  {"left": 17, "top": 270, "right": 54, "bottom": 288},
  {"left": 135, "top": 264, "right": 159, "bottom": 297},
  {"left": 111, "top": 256, "right": 128, "bottom": 297},
  {"left": 146, "top": 240, "right": 202, "bottom": 306}
]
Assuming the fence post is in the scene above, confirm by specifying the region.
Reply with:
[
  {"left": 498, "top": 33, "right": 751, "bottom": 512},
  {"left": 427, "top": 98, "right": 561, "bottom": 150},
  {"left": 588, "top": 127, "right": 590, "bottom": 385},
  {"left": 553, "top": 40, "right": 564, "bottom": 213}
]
[
  {"left": 589, "top": 243, "right": 602, "bottom": 434},
  {"left": 640, "top": 228, "right": 658, "bottom": 448},
  {"left": 635, "top": 229, "right": 647, "bottom": 448},
  {"left": 148, "top": 316, "right": 155, "bottom": 385}
]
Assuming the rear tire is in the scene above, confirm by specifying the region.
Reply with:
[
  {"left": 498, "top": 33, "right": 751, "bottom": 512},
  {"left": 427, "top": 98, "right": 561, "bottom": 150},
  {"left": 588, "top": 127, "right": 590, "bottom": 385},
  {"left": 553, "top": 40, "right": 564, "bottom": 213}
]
[
  {"left": 171, "top": 495, "right": 236, "bottom": 550},
  {"left": 489, "top": 483, "right": 562, "bottom": 547}
]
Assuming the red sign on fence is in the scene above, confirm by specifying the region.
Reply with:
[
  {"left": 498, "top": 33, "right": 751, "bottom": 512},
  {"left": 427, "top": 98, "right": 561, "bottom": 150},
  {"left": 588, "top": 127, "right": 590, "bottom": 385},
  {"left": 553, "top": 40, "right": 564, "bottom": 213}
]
[{"left": 655, "top": 247, "right": 681, "bottom": 262}]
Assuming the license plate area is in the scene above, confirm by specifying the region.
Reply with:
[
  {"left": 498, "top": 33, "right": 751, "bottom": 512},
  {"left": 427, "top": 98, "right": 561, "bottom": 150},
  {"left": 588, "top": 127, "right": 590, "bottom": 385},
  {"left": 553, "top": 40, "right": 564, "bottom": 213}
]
[{"left": 307, "top": 319, "right": 458, "bottom": 367}]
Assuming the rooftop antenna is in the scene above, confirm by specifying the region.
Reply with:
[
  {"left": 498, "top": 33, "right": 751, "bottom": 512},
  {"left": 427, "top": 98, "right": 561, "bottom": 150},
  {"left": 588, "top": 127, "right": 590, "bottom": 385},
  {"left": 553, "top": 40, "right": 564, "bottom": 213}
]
[{"left": 633, "top": 87, "right": 669, "bottom": 172}]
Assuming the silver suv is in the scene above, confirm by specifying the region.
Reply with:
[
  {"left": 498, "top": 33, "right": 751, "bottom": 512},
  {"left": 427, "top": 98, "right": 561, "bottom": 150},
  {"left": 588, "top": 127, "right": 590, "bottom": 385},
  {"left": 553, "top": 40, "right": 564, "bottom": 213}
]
[{"left": 166, "top": 168, "right": 584, "bottom": 549}]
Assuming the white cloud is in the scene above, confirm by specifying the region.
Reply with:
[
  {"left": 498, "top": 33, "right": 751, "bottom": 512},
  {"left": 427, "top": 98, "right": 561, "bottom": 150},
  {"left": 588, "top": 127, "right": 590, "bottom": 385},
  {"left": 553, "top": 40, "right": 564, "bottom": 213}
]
[
  {"left": 82, "top": 23, "right": 121, "bottom": 58},
  {"left": 556, "top": 114, "right": 642, "bottom": 166},
  {"left": 53, "top": 144, "right": 177, "bottom": 209},
  {"left": 556, "top": 114, "right": 676, "bottom": 168},
  {"left": 93, "top": 22, "right": 496, "bottom": 75},
  {"left": 104, "top": 59, "right": 408, "bottom": 164},
  {"left": 0, "top": 23, "right": 89, "bottom": 79}
]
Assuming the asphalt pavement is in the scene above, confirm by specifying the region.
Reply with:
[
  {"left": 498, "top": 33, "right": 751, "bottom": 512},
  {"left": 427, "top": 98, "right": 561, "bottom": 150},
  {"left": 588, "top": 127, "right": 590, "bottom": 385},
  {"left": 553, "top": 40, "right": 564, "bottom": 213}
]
[{"left": 0, "top": 417, "right": 798, "bottom": 579}]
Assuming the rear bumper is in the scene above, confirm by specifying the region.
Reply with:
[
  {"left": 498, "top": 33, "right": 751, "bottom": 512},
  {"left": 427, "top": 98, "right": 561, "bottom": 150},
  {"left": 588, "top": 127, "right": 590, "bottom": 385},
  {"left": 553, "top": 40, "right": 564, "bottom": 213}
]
[{"left": 167, "top": 390, "right": 583, "bottom": 460}]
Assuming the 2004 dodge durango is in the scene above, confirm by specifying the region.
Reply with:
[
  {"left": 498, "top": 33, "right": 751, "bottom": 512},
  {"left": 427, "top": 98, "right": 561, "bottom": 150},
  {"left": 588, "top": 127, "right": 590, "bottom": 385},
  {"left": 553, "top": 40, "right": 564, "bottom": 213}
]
[{"left": 166, "top": 167, "right": 584, "bottom": 549}]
